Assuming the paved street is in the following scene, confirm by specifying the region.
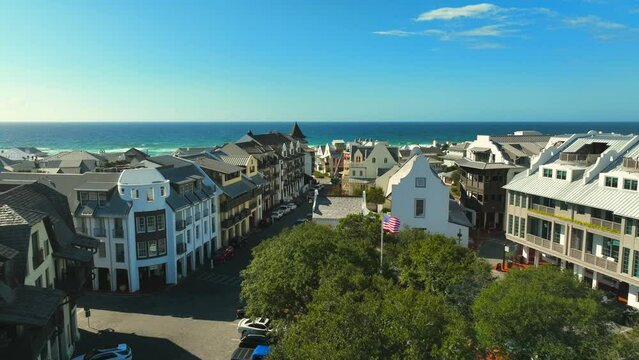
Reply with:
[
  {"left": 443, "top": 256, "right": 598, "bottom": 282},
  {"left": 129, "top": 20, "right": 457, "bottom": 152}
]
[{"left": 75, "top": 201, "right": 313, "bottom": 360}]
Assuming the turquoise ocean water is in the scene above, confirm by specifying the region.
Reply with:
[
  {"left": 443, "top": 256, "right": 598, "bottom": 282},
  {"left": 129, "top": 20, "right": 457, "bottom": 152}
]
[{"left": 0, "top": 121, "right": 638, "bottom": 156}]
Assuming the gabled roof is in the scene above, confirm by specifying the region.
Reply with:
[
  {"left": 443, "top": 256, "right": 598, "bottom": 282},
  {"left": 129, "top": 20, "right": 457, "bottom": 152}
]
[
  {"left": 0, "top": 285, "right": 65, "bottom": 326},
  {"left": 193, "top": 156, "right": 242, "bottom": 175},
  {"left": 289, "top": 122, "right": 306, "bottom": 140},
  {"left": 0, "top": 183, "right": 97, "bottom": 283}
]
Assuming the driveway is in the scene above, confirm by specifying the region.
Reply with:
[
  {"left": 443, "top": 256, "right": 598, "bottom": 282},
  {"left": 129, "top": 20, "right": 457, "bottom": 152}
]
[{"left": 75, "top": 201, "right": 313, "bottom": 360}]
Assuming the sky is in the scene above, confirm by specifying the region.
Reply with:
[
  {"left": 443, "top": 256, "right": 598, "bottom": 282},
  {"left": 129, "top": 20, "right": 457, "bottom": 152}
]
[{"left": 1, "top": 0, "right": 638, "bottom": 122}]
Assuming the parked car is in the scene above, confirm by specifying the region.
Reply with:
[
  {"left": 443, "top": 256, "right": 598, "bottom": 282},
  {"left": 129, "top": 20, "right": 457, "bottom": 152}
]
[
  {"left": 72, "top": 344, "right": 132, "bottom": 360},
  {"left": 231, "top": 343, "right": 270, "bottom": 360},
  {"left": 270, "top": 210, "right": 284, "bottom": 220},
  {"left": 238, "top": 317, "right": 272, "bottom": 336},
  {"left": 278, "top": 205, "right": 291, "bottom": 214},
  {"left": 285, "top": 203, "right": 297, "bottom": 210}
]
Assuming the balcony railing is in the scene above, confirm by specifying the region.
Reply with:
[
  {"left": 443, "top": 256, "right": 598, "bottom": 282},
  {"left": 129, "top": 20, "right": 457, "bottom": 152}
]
[
  {"left": 176, "top": 220, "right": 186, "bottom": 231},
  {"left": 93, "top": 227, "right": 107, "bottom": 237},
  {"left": 113, "top": 228, "right": 124, "bottom": 238},
  {"left": 176, "top": 242, "right": 186, "bottom": 255},
  {"left": 623, "top": 157, "right": 639, "bottom": 170},
  {"left": 32, "top": 248, "right": 44, "bottom": 268},
  {"left": 551, "top": 242, "right": 565, "bottom": 254},
  {"left": 526, "top": 234, "right": 551, "bottom": 250},
  {"left": 531, "top": 203, "right": 555, "bottom": 215},
  {"left": 590, "top": 217, "right": 621, "bottom": 233},
  {"left": 583, "top": 252, "right": 618, "bottom": 272},
  {"left": 559, "top": 152, "right": 600, "bottom": 165},
  {"left": 569, "top": 248, "right": 583, "bottom": 260}
]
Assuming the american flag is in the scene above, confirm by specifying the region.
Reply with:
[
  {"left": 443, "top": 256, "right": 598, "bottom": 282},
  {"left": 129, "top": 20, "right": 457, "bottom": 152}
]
[{"left": 382, "top": 214, "right": 400, "bottom": 233}]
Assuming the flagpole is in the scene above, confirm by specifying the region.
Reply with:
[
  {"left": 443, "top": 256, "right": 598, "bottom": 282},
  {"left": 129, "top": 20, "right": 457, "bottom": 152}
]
[{"left": 380, "top": 214, "right": 384, "bottom": 273}]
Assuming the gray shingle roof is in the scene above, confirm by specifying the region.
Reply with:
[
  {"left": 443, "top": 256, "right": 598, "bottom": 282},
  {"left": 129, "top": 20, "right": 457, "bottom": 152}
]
[
  {"left": 193, "top": 156, "right": 242, "bottom": 175},
  {"left": 0, "top": 285, "right": 65, "bottom": 326},
  {"left": 0, "top": 243, "right": 19, "bottom": 260},
  {"left": 448, "top": 200, "right": 472, "bottom": 228},
  {"left": 312, "top": 196, "right": 365, "bottom": 220}
]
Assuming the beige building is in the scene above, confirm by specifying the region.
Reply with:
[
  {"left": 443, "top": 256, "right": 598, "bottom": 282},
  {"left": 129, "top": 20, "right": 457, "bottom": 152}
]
[{"left": 504, "top": 132, "right": 639, "bottom": 308}]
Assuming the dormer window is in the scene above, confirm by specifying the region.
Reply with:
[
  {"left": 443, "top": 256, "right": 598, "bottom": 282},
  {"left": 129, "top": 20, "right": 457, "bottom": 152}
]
[
  {"left": 160, "top": 186, "right": 166, "bottom": 197},
  {"left": 132, "top": 189, "right": 139, "bottom": 199},
  {"left": 556, "top": 170, "right": 567, "bottom": 180},
  {"left": 542, "top": 168, "right": 553, "bottom": 178},
  {"left": 623, "top": 179, "right": 638, "bottom": 191},
  {"left": 605, "top": 176, "right": 618, "bottom": 188},
  {"left": 147, "top": 188, "right": 154, "bottom": 202}
]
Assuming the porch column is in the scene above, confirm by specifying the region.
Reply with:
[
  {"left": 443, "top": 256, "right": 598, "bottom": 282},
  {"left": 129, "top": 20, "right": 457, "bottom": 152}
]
[
  {"left": 560, "top": 259, "right": 566, "bottom": 270},
  {"left": 574, "top": 265, "right": 584, "bottom": 282},
  {"left": 522, "top": 246, "right": 530, "bottom": 265},
  {"left": 592, "top": 271, "right": 599, "bottom": 289},
  {"left": 533, "top": 250, "right": 541, "bottom": 267}
]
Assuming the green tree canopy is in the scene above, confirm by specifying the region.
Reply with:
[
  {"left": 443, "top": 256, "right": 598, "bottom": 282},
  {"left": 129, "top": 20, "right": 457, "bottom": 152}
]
[
  {"left": 473, "top": 266, "right": 614, "bottom": 359},
  {"left": 271, "top": 261, "right": 474, "bottom": 360},
  {"left": 336, "top": 213, "right": 381, "bottom": 248},
  {"left": 240, "top": 222, "right": 379, "bottom": 321},
  {"left": 365, "top": 186, "right": 386, "bottom": 205},
  {"left": 395, "top": 231, "right": 492, "bottom": 315}
]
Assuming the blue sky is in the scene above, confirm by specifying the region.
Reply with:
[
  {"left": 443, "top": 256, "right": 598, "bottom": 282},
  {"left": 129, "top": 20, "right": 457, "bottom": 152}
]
[{"left": 0, "top": 0, "right": 638, "bottom": 122}]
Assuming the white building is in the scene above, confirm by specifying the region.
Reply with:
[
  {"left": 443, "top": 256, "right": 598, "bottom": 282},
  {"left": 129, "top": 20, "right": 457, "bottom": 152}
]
[
  {"left": 385, "top": 155, "right": 472, "bottom": 247},
  {"left": 0, "top": 147, "right": 48, "bottom": 161},
  {"left": 504, "top": 131, "right": 639, "bottom": 308},
  {"left": 0, "top": 162, "right": 221, "bottom": 293}
]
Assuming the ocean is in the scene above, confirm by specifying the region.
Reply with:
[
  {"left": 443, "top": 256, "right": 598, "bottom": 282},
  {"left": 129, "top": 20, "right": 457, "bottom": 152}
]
[{"left": 1, "top": 121, "right": 638, "bottom": 156}]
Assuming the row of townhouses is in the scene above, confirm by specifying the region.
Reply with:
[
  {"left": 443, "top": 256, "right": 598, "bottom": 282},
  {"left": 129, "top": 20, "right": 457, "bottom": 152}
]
[
  {"left": 0, "top": 182, "right": 97, "bottom": 360},
  {"left": 0, "top": 123, "right": 310, "bottom": 294}
]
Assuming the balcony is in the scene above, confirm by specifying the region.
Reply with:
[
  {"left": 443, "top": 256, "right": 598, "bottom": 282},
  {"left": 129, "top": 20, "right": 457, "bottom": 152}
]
[
  {"left": 560, "top": 152, "right": 599, "bottom": 165},
  {"left": 112, "top": 228, "right": 124, "bottom": 238},
  {"left": 525, "top": 234, "right": 551, "bottom": 250},
  {"left": 623, "top": 157, "right": 639, "bottom": 171},
  {"left": 176, "top": 242, "right": 186, "bottom": 255},
  {"left": 584, "top": 253, "right": 618, "bottom": 272},
  {"left": 93, "top": 227, "right": 107, "bottom": 237},
  {"left": 32, "top": 248, "right": 44, "bottom": 268},
  {"left": 590, "top": 217, "right": 621, "bottom": 233},
  {"left": 569, "top": 248, "right": 583, "bottom": 260},
  {"left": 531, "top": 203, "right": 555, "bottom": 215},
  {"left": 176, "top": 219, "right": 186, "bottom": 231}
]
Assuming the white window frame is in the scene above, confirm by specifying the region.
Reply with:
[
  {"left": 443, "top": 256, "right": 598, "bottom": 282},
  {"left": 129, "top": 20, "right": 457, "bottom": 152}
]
[
  {"left": 415, "top": 177, "right": 426, "bottom": 188},
  {"left": 136, "top": 217, "right": 145, "bottom": 233},
  {"left": 137, "top": 241, "right": 147, "bottom": 258},
  {"left": 146, "top": 216, "right": 156, "bottom": 232}
]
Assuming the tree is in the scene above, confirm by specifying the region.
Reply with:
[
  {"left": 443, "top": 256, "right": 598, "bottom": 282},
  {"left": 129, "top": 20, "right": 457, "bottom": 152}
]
[
  {"left": 395, "top": 231, "right": 492, "bottom": 315},
  {"left": 336, "top": 213, "right": 381, "bottom": 248},
  {"left": 365, "top": 186, "right": 386, "bottom": 205},
  {"left": 270, "top": 264, "right": 474, "bottom": 360},
  {"left": 473, "top": 266, "right": 614, "bottom": 359},
  {"left": 598, "top": 326, "right": 639, "bottom": 359},
  {"left": 240, "top": 223, "right": 340, "bottom": 321},
  {"left": 240, "top": 221, "right": 379, "bottom": 321}
]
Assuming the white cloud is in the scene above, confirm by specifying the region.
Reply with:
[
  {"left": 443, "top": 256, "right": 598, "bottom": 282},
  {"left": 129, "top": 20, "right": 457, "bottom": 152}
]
[
  {"left": 372, "top": 30, "right": 414, "bottom": 37},
  {"left": 468, "top": 42, "right": 505, "bottom": 49},
  {"left": 458, "top": 24, "right": 519, "bottom": 37},
  {"left": 563, "top": 15, "right": 625, "bottom": 29},
  {"left": 416, "top": 3, "right": 498, "bottom": 21}
]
